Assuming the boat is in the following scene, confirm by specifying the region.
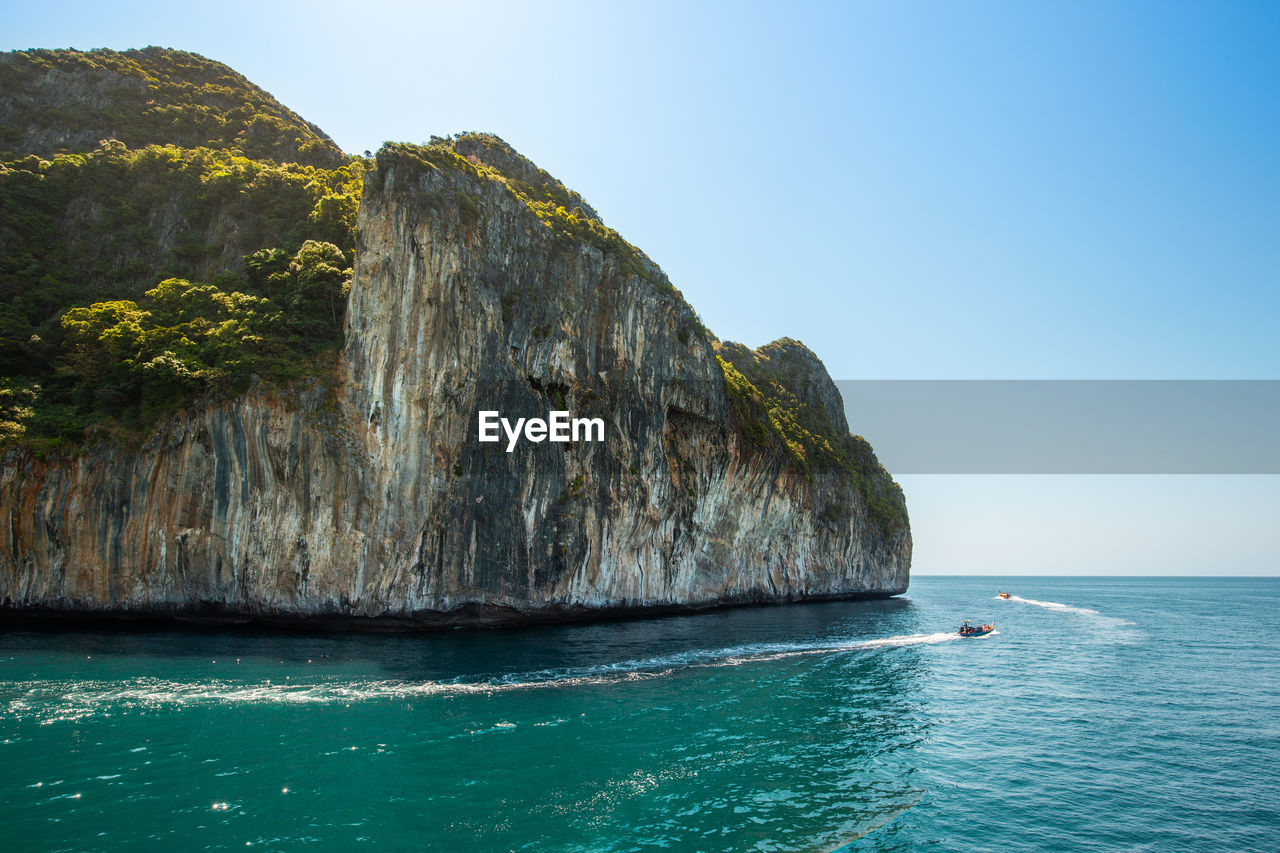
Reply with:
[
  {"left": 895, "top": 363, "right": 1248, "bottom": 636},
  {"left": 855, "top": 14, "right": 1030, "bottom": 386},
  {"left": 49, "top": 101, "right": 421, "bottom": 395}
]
[
  {"left": 958, "top": 620, "right": 995, "bottom": 637},
  {"left": 997, "top": 591, "right": 1011, "bottom": 599}
]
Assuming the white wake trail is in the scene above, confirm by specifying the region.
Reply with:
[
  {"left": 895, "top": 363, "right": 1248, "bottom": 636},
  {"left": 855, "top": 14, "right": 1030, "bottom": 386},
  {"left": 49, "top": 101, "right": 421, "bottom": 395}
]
[
  {"left": 711, "top": 631, "right": 960, "bottom": 666},
  {"left": 3, "top": 632, "right": 961, "bottom": 719},
  {"left": 1005, "top": 595, "right": 1100, "bottom": 615},
  {"left": 996, "top": 593, "right": 1137, "bottom": 635}
]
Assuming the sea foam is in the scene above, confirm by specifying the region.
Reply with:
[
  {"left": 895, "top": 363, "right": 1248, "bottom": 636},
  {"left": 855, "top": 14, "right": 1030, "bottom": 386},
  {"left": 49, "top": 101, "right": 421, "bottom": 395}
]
[{"left": 3, "top": 631, "right": 961, "bottom": 720}]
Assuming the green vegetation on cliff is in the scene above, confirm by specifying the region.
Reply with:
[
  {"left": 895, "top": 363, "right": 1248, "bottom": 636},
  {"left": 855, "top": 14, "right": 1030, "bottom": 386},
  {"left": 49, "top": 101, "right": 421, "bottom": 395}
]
[
  {"left": 0, "top": 48, "right": 363, "bottom": 449},
  {"left": 0, "top": 47, "right": 344, "bottom": 166},
  {"left": 377, "top": 136, "right": 658, "bottom": 283},
  {"left": 716, "top": 341, "right": 907, "bottom": 534}
]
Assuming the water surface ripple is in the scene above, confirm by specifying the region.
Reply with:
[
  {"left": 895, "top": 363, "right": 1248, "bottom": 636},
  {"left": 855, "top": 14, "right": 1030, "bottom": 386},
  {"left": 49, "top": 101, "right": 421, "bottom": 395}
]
[{"left": 2, "top": 577, "right": 1276, "bottom": 851}]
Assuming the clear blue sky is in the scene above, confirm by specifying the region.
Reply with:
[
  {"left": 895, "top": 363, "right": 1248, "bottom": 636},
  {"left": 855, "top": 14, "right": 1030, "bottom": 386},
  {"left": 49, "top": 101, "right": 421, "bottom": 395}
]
[{"left": 5, "top": 1, "right": 1278, "bottom": 574}]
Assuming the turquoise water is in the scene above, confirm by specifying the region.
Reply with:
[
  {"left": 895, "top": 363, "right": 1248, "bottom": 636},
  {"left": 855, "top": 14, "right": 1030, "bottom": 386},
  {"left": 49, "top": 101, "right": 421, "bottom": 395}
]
[{"left": 2, "top": 577, "right": 1278, "bottom": 851}]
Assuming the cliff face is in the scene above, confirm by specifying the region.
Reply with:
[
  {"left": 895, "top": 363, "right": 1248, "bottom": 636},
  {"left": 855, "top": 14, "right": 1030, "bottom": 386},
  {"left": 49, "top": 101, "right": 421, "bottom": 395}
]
[{"left": 0, "top": 138, "right": 910, "bottom": 626}]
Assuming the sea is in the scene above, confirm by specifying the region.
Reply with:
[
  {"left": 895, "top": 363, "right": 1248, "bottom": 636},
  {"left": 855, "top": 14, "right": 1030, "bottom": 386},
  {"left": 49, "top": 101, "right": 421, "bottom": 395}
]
[{"left": 2, "top": 576, "right": 1278, "bottom": 852}]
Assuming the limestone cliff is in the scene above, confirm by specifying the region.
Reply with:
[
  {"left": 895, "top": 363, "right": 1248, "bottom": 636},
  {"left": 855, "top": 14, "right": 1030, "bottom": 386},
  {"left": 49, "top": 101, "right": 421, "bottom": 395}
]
[{"left": 0, "top": 135, "right": 910, "bottom": 627}]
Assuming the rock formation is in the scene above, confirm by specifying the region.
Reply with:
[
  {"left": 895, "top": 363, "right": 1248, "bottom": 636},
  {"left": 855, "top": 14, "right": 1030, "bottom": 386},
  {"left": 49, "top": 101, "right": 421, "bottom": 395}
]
[{"left": 0, "top": 56, "right": 909, "bottom": 628}]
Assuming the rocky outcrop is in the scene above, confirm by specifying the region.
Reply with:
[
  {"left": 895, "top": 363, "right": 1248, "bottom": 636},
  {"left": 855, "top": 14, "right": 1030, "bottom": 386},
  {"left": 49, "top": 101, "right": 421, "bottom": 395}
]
[
  {"left": 0, "top": 47, "right": 344, "bottom": 166},
  {"left": 0, "top": 137, "right": 910, "bottom": 628}
]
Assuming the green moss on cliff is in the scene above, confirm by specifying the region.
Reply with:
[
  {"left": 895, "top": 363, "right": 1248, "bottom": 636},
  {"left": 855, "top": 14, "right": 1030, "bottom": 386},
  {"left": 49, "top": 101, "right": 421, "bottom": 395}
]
[
  {"left": 377, "top": 137, "right": 660, "bottom": 285},
  {"left": 716, "top": 342, "right": 907, "bottom": 535}
]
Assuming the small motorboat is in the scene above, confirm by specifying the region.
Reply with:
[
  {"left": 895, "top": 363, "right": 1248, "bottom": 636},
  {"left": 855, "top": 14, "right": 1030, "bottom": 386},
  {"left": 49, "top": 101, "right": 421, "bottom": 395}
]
[
  {"left": 958, "top": 619, "right": 995, "bottom": 637},
  {"left": 997, "top": 591, "right": 1011, "bottom": 599}
]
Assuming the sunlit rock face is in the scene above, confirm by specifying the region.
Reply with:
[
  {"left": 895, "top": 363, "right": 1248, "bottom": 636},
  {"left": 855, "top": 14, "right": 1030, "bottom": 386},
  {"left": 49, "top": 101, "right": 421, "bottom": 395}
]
[{"left": 0, "top": 140, "right": 910, "bottom": 627}]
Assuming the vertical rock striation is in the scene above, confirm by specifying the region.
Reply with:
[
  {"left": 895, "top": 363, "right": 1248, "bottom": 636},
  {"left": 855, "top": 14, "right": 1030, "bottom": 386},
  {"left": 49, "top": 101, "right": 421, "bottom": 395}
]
[{"left": 0, "top": 136, "right": 910, "bottom": 627}]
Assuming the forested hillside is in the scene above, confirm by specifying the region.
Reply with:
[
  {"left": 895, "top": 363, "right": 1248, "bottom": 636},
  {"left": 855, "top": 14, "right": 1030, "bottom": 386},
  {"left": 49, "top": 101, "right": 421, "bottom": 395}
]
[{"left": 0, "top": 48, "right": 363, "bottom": 448}]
